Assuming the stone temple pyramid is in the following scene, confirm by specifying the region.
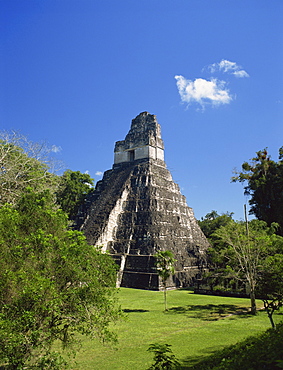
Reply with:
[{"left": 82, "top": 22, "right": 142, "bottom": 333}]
[{"left": 76, "top": 112, "right": 209, "bottom": 289}]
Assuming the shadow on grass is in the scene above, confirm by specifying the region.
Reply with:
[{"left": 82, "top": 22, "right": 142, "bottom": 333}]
[
  {"left": 123, "top": 309, "right": 149, "bottom": 313},
  {"left": 180, "top": 354, "right": 214, "bottom": 369},
  {"left": 180, "top": 343, "right": 230, "bottom": 369},
  {"left": 167, "top": 304, "right": 251, "bottom": 321}
]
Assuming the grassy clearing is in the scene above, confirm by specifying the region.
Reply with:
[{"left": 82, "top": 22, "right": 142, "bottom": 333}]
[
  {"left": 185, "top": 321, "right": 283, "bottom": 369},
  {"left": 68, "top": 288, "right": 281, "bottom": 370}
]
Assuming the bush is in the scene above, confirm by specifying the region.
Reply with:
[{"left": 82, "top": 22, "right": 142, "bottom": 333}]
[{"left": 147, "top": 343, "right": 180, "bottom": 370}]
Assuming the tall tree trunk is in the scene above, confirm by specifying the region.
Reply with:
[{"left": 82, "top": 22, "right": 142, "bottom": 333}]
[
  {"left": 163, "top": 281, "right": 167, "bottom": 311},
  {"left": 250, "top": 289, "right": 257, "bottom": 315}
]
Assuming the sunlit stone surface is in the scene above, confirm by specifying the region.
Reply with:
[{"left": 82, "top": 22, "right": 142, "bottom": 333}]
[{"left": 76, "top": 112, "right": 209, "bottom": 289}]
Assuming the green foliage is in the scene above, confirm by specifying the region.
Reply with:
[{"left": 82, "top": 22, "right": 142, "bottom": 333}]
[
  {"left": 232, "top": 147, "right": 283, "bottom": 235},
  {"left": 0, "top": 190, "right": 121, "bottom": 369},
  {"left": 198, "top": 211, "right": 234, "bottom": 291},
  {"left": 257, "top": 254, "right": 283, "bottom": 328},
  {"left": 56, "top": 170, "right": 94, "bottom": 219},
  {"left": 154, "top": 251, "right": 176, "bottom": 311},
  {"left": 155, "top": 250, "right": 175, "bottom": 283},
  {"left": 188, "top": 321, "right": 283, "bottom": 370},
  {"left": 198, "top": 211, "right": 234, "bottom": 239},
  {"left": 0, "top": 130, "right": 60, "bottom": 206},
  {"left": 212, "top": 219, "right": 282, "bottom": 314},
  {"left": 147, "top": 343, "right": 180, "bottom": 370}
]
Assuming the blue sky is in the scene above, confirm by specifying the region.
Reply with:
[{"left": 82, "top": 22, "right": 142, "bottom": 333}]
[{"left": 1, "top": 0, "right": 283, "bottom": 220}]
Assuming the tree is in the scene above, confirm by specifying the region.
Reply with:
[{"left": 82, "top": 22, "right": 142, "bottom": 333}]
[
  {"left": 213, "top": 220, "right": 279, "bottom": 315},
  {"left": 154, "top": 251, "right": 176, "bottom": 311},
  {"left": 232, "top": 147, "right": 283, "bottom": 235},
  {"left": 257, "top": 254, "right": 283, "bottom": 328},
  {"left": 0, "top": 130, "right": 61, "bottom": 206},
  {"left": 198, "top": 211, "right": 234, "bottom": 291},
  {"left": 198, "top": 211, "right": 234, "bottom": 238},
  {"left": 0, "top": 189, "right": 122, "bottom": 369},
  {"left": 56, "top": 170, "right": 94, "bottom": 220},
  {"left": 147, "top": 343, "right": 180, "bottom": 370}
]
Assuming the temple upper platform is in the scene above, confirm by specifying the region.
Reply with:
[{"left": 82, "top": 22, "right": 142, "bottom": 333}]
[{"left": 114, "top": 112, "right": 165, "bottom": 164}]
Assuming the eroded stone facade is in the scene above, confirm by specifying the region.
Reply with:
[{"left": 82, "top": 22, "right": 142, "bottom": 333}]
[{"left": 76, "top": 112, "right": 209, "bottom": 289}]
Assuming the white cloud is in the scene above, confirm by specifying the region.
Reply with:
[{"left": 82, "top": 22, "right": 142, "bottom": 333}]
[
  {"left": 208, "top": 59, "right": 249, "bottom": 78},
  {"left": 95, "top": 171, "right": 103, "bottom": 176},
  {"left": 233, "top": 69, "right": 249, "bottom": 78},
  {"left": 175, "top": 75, "right": 232, "bottom": 108},
  {"left": 51, "top": 145, "right": 62, "bottom": 153},
  {"left": 219, "top": 60, "right": 238, "bottom": 73}
]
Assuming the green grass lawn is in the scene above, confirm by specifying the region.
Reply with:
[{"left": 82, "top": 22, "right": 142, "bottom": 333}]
[{"left": 68, "top": 288, "right": 282, "bottom": 370}]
